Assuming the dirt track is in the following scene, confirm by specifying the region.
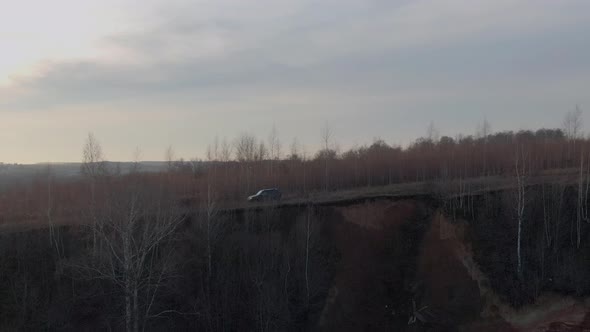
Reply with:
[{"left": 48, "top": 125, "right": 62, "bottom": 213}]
[{"left": 0, "top": 171, "right": 579, "bottom": 234}]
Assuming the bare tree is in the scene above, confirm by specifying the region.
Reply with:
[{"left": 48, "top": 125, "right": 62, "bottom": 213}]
[
  {"left": 43, "top": 165, "right": 62, "bottom": 258},
  {"left": 321, "top": 123, "right": 333, "bottom": 191},
  {"left": 256, "top": 141, "right": 268, "bottom": 162},
  {"left": 45, "top": 165, "right": 54, "bottom": 243},
  {"left": 514, "top": 144, "right": 527, "bottom": 279},
  {"left": 81, "top": 133, "right": 106, "bottom": 178},
  {"left": 289, "top": 137, "right": 301, "bottom": 161},
  {"left": 477, "top": 118, "right": 492, "bottom": 174},
  {"left": 541, "top": 184, "right": 551, "bottom": 248},
  {"left": 476, "top": 118, "right": 492, "bottom": 141},
  {"left": 426, "top": 121, "right": 440, "bottom": 144},
  {"left": 198, "top": 184, "right": 227, "bottom": 328},
  {"left": 81, "top": 133, "right": 106, "bottom": 254},
  {"left": 268, "top": 125, "right": 282, "bottom": 177},
  {"left": 321, "top": 123, "right": 332, "bottom": 153},
  {"left": 75, "top": 182, "right": 184, "bottom": 332},
  {"left": 584, "top": 151, "right": 590, "bottom": 224},
  {"left": 234, "top": 133, "right": 258, "bottom": 194},
  {"left": 219, "top": 137, "right": 233, "bottom": 162},
  {"left": 563, "top": 106, "right": 583, "bottom": 164},
  {"left": 305, "top": 205, "right": 312, "bottom": 308},
  {"left": 234, "top": 133, "right": 257, "bottom": 162},
  {"left": 563, "top": 105, "right": 583, "bottom": 141},
  {"left": 302, "top": 145, "right": 308, "bottom": 194},
  {"left": 130, "top": 147, "right": 142, "bottom": 174},
  {"left": 577, "top": 149, "right": 590, "bottom": 248},
  {"left": 165, "top": 145, "right": 175, "bottom": 171},
  {"left": 203, "top": 185, "right": 218, "bottom": 281},
  {"left": 206, "top": 136, "right": 220, "bottom": 162},
  {"left": 293, "top": 204, "right": 331, "bottom": 319}
]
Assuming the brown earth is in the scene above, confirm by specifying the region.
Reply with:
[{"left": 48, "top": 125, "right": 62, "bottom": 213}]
[
  {"left": 317, "top": 199, "right": 590, "bottom": 331},
  {"left": 318, "top": 200, "right": 418, "bottom": 331}
]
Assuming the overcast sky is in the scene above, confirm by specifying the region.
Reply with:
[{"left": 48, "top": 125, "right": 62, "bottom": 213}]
[{"left": 1, "top": 0, "right": 589, "bottom": 163}]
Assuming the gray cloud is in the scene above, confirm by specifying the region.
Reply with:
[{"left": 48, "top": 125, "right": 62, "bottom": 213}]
[{"left": 2, "top": 0, "right": 590, "bottom": 162}]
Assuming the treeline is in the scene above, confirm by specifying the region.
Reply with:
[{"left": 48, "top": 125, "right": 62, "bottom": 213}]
[
  {"left": 163, "top": 126, "right": 585, "bottom": 202},
  {"left": 0, "top": 110, "right": 587, "bottom": 221},
  {"left": 0, "top": 130, "right": 586, "bottom": 222}
]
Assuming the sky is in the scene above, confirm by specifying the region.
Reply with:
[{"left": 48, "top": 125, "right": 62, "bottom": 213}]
[{"left": 1, "top": 0, "right": 590, "bottom": 163}]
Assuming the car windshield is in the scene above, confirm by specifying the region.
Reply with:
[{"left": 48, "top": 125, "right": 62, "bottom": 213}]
[{"left": 256, "top": 190, "right": 264, "bottom": 195}]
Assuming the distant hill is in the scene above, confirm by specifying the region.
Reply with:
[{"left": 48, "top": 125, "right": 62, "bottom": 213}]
[{"left": 0, "top": 161, "right": 168, "bottom": 190}]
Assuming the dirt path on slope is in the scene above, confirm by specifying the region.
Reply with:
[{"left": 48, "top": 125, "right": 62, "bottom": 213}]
[
  {"left": 431, "top": 212, "right": 590, "bottom": 332},
  {"left": 317, "top": 199, "right": 590, "bottom": 331}
]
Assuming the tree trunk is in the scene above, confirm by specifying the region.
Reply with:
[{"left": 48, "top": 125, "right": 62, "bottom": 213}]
[
  {"left": 125, "top": 284, "right": 132, "bottom": 332},
  {"left": 324, "top": 159, "right": 329, "bottom": 192},
  {"left": 578, "top": 153, "right": 583, "bottom": 248},
  {"left": 515, "top": 146, "right": 526, "bottom": 280},
  {"left": 133, "top": 282, "right": 139, "bottom": 332},
  {"left": 124, "top": 226, "right": 133, "bottom": 332},
  {"left": 91, "top": 180, "right": 97, "bottom": 255},
  {"left": 517, "top": 214, "right": 522, "bottom": 279},
  {"left": 305, "top": 205, "right": 311, "bottom": 308}
]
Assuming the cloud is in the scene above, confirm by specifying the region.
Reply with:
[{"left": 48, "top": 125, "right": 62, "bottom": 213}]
[{"left": 1, "top": 0, "right": 590, "bottom": 162}]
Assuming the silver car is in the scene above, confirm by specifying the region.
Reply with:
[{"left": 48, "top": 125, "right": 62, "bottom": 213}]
[{"left": 248, "top": 188, "right": 282, "bottom": 202}]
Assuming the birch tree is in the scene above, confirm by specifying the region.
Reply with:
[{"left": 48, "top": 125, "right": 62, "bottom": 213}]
[
  {"left": 44, "top": 165, "right": 62, "bottom": 258},
  {"left": 81, "top": 133, "right": 106, "bottom": 178},
  {"left": 198, "top": 184, "right": 226, "bottom": 329},
  {"left": 321, "top": 123, "right": 333, "bottom": 191},
  {"left": 75, "top": 182, "right": 184, "bottom": 332},
  {"left": 206, "top": 136, "right": 220, "bottom": 162},
  {"left": 289, "top": 138, "right": 301, "bottom": 161},
  {"left": 268, "top": 125, "right": 281, "bottom": 177},
  {"left": 514, "top": 144, "right": 527, "bottom": 279},
  {"left": 165, "top": 145, "right": 175, "bottom": 171},
  {"left": 477, "top": 118, "right": 492, "bottom": 175},
  {"left": 81, "top": 133, "right": 106, "bottom": 254},
  {"left": 563, "top": 106, "right": 583, "bottom": 141},
  {"left": 576, "top": 149, "right": 590, "bottom": 248},
  {"left": 220, "top": 137, "right": 233, "bottom": 162},
  {"left": 426, "top": 121, "right": 440, "bottom": 144},
  {"left": 305, "top": 204, "right": 312, "bottom": 308},
  {"left": 563, "top": 106, "right": 583, "bottom": 165}
]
